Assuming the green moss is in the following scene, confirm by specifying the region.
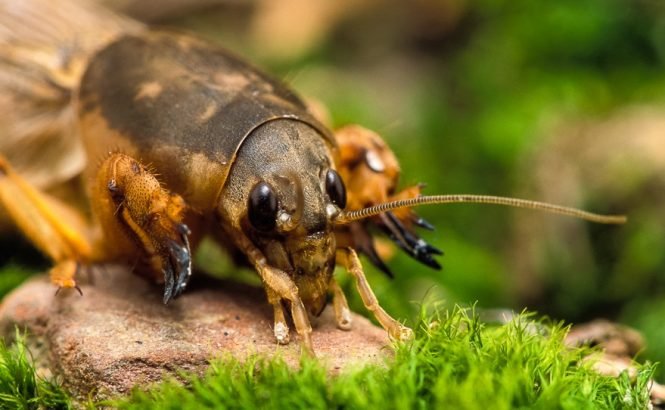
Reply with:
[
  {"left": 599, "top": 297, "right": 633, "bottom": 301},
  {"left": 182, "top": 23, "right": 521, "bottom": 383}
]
[
  {"left": 0, "top": 331, "right": 70, "bottom": 410},
  {"left": 108, "top": 308, "right": 654, "bottom": 410}
]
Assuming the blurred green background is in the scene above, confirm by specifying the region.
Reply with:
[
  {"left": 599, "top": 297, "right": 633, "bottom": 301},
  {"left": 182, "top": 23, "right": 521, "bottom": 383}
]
[{"left": 2, "top": 0, "right": 665, "bottom": 380}]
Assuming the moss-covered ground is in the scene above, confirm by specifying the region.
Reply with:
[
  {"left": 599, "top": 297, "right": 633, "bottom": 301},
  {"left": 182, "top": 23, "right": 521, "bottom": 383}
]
[{"left": 0, "top": 305, "right": 655, "bottom": 409}]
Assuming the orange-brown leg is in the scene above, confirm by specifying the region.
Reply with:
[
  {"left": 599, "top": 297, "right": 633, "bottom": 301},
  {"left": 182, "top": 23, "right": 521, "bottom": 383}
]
[
  {"left": 238, "top": 235, "right": 314, "bottom": 355},
  {"left": 0, "top": 155, "right": 91, "bottom": 291},
  {"left": 266, "top": 288, "right": 290, "bottom": 345},
  {"left": 330, "top": 278, "right": 352, "bottom": 330},
  {"left": 89, "top": 153, "right": 192, "bottom": 304},
  {"left": 336, "top": 247, "right": 413, "bottom": 342}
]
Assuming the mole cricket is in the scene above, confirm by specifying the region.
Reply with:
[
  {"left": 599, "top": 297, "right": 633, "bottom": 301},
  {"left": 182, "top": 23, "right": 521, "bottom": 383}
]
[{"left": 0, "top": 0, "right": 626, "bottom": 354}]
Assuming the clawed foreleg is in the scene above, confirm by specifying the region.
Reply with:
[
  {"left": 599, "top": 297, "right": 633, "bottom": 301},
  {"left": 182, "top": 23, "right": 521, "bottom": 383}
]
[{"left": 90, "top": 153, "right": 192, "bottom": 303}]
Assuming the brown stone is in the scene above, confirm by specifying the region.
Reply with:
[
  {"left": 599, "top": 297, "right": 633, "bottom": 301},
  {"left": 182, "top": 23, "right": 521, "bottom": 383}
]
[
  {"left": 564, "top": 319, "right": 644, "bottom": 356},
  {"left": 0, "top": 266, "right": 391, "bottom": 401},
  {"left": 565, "top": 320, "right": 665, "bottom": 407}
]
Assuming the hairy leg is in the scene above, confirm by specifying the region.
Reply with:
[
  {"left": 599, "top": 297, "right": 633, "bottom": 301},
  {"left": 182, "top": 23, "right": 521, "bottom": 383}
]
[{"left": 90, "top": 152, "right": 192, "bottom": 303}]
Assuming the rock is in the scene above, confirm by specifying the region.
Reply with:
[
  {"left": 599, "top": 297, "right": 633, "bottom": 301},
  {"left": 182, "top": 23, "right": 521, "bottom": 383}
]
[
  {"left": 564, "top": 319, "right": 644, "bottom": 357},
  {"left": 0, "top": 266, "right": 391, "bottom": 401},
  {"left": 565, "top": 320, "right": 665, "bottom": 407}
]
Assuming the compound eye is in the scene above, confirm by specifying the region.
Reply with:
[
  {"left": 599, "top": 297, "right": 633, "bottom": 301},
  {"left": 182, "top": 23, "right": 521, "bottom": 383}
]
[
  {"left": 325, "top": 169, "right": 347, "bottom": 209},
  {"left": 248, "top": 182, "right": 278, "bottom": 232}
]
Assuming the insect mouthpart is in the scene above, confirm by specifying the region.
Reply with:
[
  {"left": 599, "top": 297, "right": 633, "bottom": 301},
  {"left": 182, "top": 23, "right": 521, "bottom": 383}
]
[
  {"left": 287, "top": 232, "right": 334, "bottom": 274},
  {"left": 277, "top": 210, "right": 298, "bottom": 232},
  {"left": 268, "top": 230, "right": 336, "bottom": 317}
]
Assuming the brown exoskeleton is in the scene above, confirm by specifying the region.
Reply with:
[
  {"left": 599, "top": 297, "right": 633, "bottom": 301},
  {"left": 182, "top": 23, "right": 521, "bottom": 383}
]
[{"left": 0, "top": 0, "right": 626, "bottom": 354}]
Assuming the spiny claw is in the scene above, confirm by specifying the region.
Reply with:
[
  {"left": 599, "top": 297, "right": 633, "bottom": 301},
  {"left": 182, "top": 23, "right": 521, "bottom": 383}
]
[
  {"left": 380, "top": 212, "right": 443, "bottom": 270},
  {"left": 54, "top": 284, "right": 83, "bottom": 296},
  {"left": 350, "top": 222, "right": 395, "bottom": 278},
  {"left": 362, "top": 240, "right": 395, "bottom": 278},
  {"left": 162, "top": 223, "right": 192, "bottom": 304},
  {"left": 51, "top": 261, "right": 83, "bottom": 296},
  {"left": 171, "top": 224, "right": 192, "bottom": 298},
  {"left": 412, "top": 216, "right": 435, "bottom": 231},
  {"left": 162, "top": 263, "right": 176, "bottom": 304}
]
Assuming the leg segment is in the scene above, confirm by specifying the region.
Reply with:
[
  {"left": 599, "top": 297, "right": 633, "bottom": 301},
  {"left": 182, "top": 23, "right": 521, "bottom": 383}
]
[
  {"left": 0, "top": 155, "right": 91, "bottom": 289},
  {"left": 330, "top": 278, "right": 352, "bottom": 330},
  {"left": 240, "top": 237, "right": 314, "bottom": 355},
  {"left": 90, "top": 153, "right": 192, "bottom": 303},
  {"left": 262, "top": 264, "right": 313, "bottom": 355},
  {"left": 337, "top": 247, "right": 413, "bottom": 341},
  {"left": 266, "top": 288, "right": 290, "bottom": 345}
]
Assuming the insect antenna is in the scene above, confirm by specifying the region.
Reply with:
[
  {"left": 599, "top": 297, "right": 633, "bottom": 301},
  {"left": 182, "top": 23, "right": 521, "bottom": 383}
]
[{"left": 333, "top": 194, "right": 627, "bottom": 225}]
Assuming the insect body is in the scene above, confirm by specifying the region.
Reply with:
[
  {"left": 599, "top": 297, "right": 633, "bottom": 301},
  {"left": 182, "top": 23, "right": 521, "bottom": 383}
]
[
  {"left": 81, "top": 29, "right": 338, "bottom": 303},
  {"left": 0, "top": 0, "right": 626, "bottom": 354}
]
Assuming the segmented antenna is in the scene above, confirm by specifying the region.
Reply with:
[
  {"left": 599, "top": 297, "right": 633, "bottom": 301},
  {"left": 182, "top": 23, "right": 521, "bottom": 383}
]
[{"left": 333, "top": 194, "right": 627, "bottom": 225}]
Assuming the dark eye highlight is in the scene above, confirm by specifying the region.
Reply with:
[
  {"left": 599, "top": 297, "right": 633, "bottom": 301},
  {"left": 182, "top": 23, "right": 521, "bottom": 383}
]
[
  {"left": 248, "top": 182, "right": 278, "bottom": 232},
  {"left": 325, "top": 169, "right": 347, "bottom": 209}
]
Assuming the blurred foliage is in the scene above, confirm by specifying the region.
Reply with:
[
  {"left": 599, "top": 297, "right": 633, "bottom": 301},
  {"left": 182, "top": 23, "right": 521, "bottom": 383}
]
[
  {"left": 0, "top": 0, "right": 664, "bottom": 387},
  {"left": 0, "top": 236, "right": 46, "bottom": 299},
  {"left": 179, "top": 0, "right": 665, "bottom": 379}
]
